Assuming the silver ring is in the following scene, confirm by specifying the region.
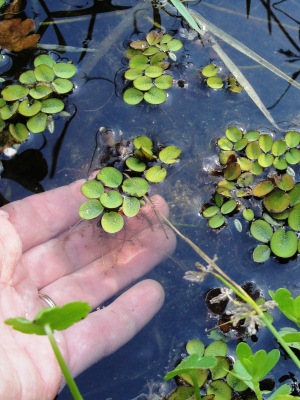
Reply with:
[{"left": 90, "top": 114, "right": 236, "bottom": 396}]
[{"left": 39, "top": 292, "right": 56, "bottom": 308}]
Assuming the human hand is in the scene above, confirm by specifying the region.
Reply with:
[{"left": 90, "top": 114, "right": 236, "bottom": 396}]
[{"left": 0, "top": 180, "right": 176, "bottom": 400}]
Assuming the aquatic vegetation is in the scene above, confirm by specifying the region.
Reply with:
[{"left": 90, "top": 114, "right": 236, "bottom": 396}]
[
  {"left": 201, "top": 126, "right": 300, "bottom": 262},
  {"left": 201, "top": 63, "right": 243, "bottom": 92},
  {"left": 164, "top": 337, "right": 296, "bottom": 400},
  {"left": 5, "top": 301, "right": 90, "bottom": 400},
  {"left": 0, "top": 54, "right": 76, "bottom": 155},
  {"left": 123, "top": 30, "right": 183, "bottom": 105},
  {"left": 79, "top": 136, "right": 181, "bottom": 233}
]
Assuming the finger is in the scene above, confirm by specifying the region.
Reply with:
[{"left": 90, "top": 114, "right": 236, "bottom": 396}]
[
  {"left": 2, "top": 180, "right": 86, "bottom": 252},
  {"left": 23, "top": 196, "right": 175, "bottom": 289},
  {"left": 40, "top": 218, "right": 175, "bottom": 307},
  {"left": 64, "top": 279, "right": 165, "bottom": 377},
  {"left": 0, "top": 215, "right": 22, "bottom": 284}
]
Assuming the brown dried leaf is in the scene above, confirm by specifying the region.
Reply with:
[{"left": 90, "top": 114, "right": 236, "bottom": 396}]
[{"left": 0, "top": 18, "right": 40, "bottom": 51}]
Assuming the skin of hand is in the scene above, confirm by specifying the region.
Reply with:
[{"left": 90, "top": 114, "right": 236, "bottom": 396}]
[{"left": 0, "top": 180, "right": 176, "bottom": 400}]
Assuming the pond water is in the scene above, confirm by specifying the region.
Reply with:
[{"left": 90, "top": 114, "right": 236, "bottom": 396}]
[{"left": 1, "top": 1, "right": 300, "bottom": 399}]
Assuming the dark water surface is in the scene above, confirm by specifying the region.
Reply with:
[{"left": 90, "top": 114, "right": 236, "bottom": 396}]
[{"left": 1, "top": 1, "right": 300, "bottom": 399}]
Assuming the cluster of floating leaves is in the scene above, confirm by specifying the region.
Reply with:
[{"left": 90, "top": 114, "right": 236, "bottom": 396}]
[
  {"left": 201, "top": 126, "right": 300, "bottom": 262},
  {"left": 165, "top": 339, "right": 250, "bottom": 400},
  {"left": 123, "top": 30, "right": 183, "bottom": 105},
  {"left": 79, "top": 136, "right": 181, "bottom": 233},
  {"left": 201, "top": 63, "right": 244, "bottom": 92},
  {"left": 0, "top": 54, "right": 76, "bottom": 155}
]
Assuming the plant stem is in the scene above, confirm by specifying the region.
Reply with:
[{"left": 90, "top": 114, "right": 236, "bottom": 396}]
[
  {"left": 190, "top": 372, "right": 202, "bottom": 400},
  {"left": 153, "top": 204, "right": 300, "bottom": 372},
  {"left": 44, "top": 324, "right": 83, "bottom": 400}
]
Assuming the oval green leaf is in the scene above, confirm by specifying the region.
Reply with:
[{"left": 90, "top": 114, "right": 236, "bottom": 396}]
[
  {"left": 79, "top": 199, "right": 104, "bottom": 219},
  {"left": 270, "top": 229, "right": 298, "bottom": 258},
  {"left": 159, "top": 145, "right": 181, "bottom": 164},
  {"left": 100, "top": 190, "right": 123, "bottom": 208},
  {"left": 250, "top": 220, "right": 273, "bottom": 243},
  {"left": 101, "top": 211, "right": 124, "bottom": 233},
  {"left": 253, "top": 244, "right": 271, "bottom": 263},
  {"left": 26, "top": 112, "right": 48, "bottom": 133},
  {"left": 81, "top": 180, "right": 104, "bottom": 198},
  {"left": 53, "top": 62, "right": 76, "bottom": 79},
  {"left": 144, "top": 87, "right": 166, "bottom": 104},
  {"left": 263, "top": 189, "right": 290, "bottom": 213},
  {"left": 122, "top": 196, "right": 140, "bottom": 217},
  {"left": 34, "top": 64, "right": 55, "bottom": 82},
  {"left": 96, "top": 167, "right": 123, "bottom": 188},
  {"left": 122, "top": 177, "right": 148, "bottom": 197},
  {"left": 123, "top": 88, "right": 143, "bottom": 105},
  {"left": 41, "top": 98, "right": 64, "bottom": 114},
  {"left": 1, "top": 85, "right": 29, "bottom": 101}
]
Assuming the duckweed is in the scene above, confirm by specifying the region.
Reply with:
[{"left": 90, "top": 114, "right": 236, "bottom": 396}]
[{"left": 201, "top": 125, "right": 300, "bottom": 263}]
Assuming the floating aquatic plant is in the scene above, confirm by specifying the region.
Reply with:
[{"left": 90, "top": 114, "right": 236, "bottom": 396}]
[
  {"left": 0, "top": 53, "right": 76, "bottom": 155},
  {"left": 201, "top": 125, "right": 300, "bottom": 263},
  {"left": 123, "top": 30, "right": 182, "bottom": 105},
  {"left": 201, "top": 63, "right": 243, "bottom": 92},
  {"left": 79, "top": 135, "right": 181, "bottom": 233}
]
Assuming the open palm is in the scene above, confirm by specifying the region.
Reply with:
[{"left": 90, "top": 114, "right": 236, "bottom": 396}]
[{"left": 0, "top": 180, "right": 176, "bottom": 400}]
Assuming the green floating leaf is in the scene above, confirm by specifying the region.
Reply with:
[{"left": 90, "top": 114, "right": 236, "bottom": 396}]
[
  {"left": 167, "top": 38, "right": 183, "bottom": 52},
  {"left": 272, "top": 140, "right": 287, "bottom": 157},
  {"left": 257, "top": 153, "right": 274, "bottom": 168},
  {"left": 223, "top": 162, "right": 241, "bottom": 181},
  {"left": 206, "top": 76, "right": 223, "bottom": 89},
  {"left": 0, "top": 101, "right": 19, "bottom": 120},
  {"left": 244, "top": 130, "right": 260, "bottom": 141},
  {"left": 34, "top": 54, "right": 55, "bottom": 68},
  {"left": 221, "top": 199, "right": 237, "bottom": 214},
  {"left": 81, "top": 180, "right": 104, "bottom": 198},
  {"left": 122, "top": 196, "right": 140, "bottom": 217},
  {"left": 252, "top": 180, "right": 274, "bottom": 197},
  {"left": 145, "top": 65, "right": 163, "bottom": 78},
  {"left": 274, "top": 173, "right": 294, "bottom": 191},
  {"left": 29, "top": 84, "right": 53, "bottom": 99},
  {"left": 290, "top": 183, "right": 300, "bottom": 206},
  {"left": 26, "top": 112, "right": 48, "bottom": 133},
  {"left": 144, "top": 87, "right": 166, "bottom": 104},
  {"left": 129, "top": 54, "right": 149, "bottom": 70},
  {"left": 253, "top": 244, "right": 271, "bottom": 263},
  {"left": 154, "top": 74, "right": 173, "bottom": 89},
  {"left": 225, "top": 126, "right": 243, "bottom": 142},
  {"left": 203, "top": 205, "right": 220, "bottom": 218},
  {"left": 186, "top": 339, "right": 205, "bottom": 356},
  {"left": 145, "top": 165, "right": 167, "bottom": 183},
  {"left": 273, "top": 156, "right": 287, "bottom": 170},
  {"left": 246, "top": 141, "right": 261, "bottom": 160},
  {"left": 52, "top": 78, "right": 73, "bottom": 94},
  {"left": 243, "top": 208, "right": 254, "bottom": 221},
  {"left": 207, "top": 380, "right": 232, "bottom": 400},
  {"left": 100, "top": 190, "right": 123, "bottom": 208},
  {"left": 101, "top": 211, "right": 124, "bottom": 233},
  {"left": 130, "top": 40, "right": 148, "bottom": 50},
  {"left": 217, "top": 137, "right": 233, "bottom": 151},
  {"left": 237, "top": 157, "right": 252, "bottom": 171},
  {"left": 124, "top": 68, "right": 143, "bottom": 81},
  {"left": 234, "top": 137, "right": 248, "bottom": 151},
  {"left": 258, "top": 133, "right": 273, "bottom": 152},
  {"left": 270, "top": 229, "right": 298, "bottom": 258},
  {"left": 1, "top": 84, "right": 29, "bottom": 101},
  {"left": 150, "top": 51, "right": 168, "bottom": 66},
  {"left": 133, "top": 76, "right": 153, "bottom": 91},
  {"left": 133, "top": 135, "right": 153, "bottom": 150},
  {"left": 219, "top": 150, "right": 236, "bottom": 165},
  {"left": 79, "top": 199, "right": 104, "bottom": 219},
  {"left": 285, "top": 130, "right": 300, "bottom": 148},
  {"left": 288, "top": 205, "right": 300, "bottom": 231},
  {"left": 250, "top": 220, "right": 273, "bottom": 243},
  {"left": 9, "top": 123, "right": 29, "bottom": 142},
  {"left": 159, "top": 145, "right": 181, "bottom": 164},
  {"left": 167, "top": 386, "right": 195, "bottom": 400},
  {"left": 209, "top": 356, "right": 229, "bottom": 380},
  {"left": 53, "top": 62, "right": 76, "bottom": 79},
  {"left": 125, "top": 48, "right": 141, "bottom": 58},
  {"left": 123, "top": 88, "right": 143, "bottom": 105},
  {"left": 161, "top": 33, "right": 172, "bottom": 44},
  {"left": 19, "top": 70, "right": 37, "bottom": 85},
  {"left": 34, "top": 64, "right": 55, "bottom": 82},
  {"left": 122, "top": 177, "right": 148, "bottom": 197},
  {"left": 204, "top": 341, "right": 227, "bottom": 357},
  {"left": 286, "top": 148, "right": 300, "bottom": 165},
  {"left": 209, "top": 214, "right": 225, "bottom": 228},
  {"left": 202, "top": 64, "right": 219, "bottom": 77},
  {"left": 125, "top": 157, "right": 146, "bottom": 172},
  {"left": 146, "top": 31, "right": 163, "bottom": 46},
  {"left": 18, "top": 99, "right": 42, "bottom": 117},
  {"left": 263, "top": 189, "right": 290, "bottom": 213},
  {"left": 41, "top": 98, "right": 64, "bottom": 114},
  {"left": 142, "top": 46, "right": 159, "bottom": 56},
  {"left": 97, "top": 167, "right": 123, "bottom": 188}
]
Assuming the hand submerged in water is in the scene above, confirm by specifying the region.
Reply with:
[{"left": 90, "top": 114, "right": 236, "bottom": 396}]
[{"left": 0, "top": 180, "right": 176, "bottom": 399}]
